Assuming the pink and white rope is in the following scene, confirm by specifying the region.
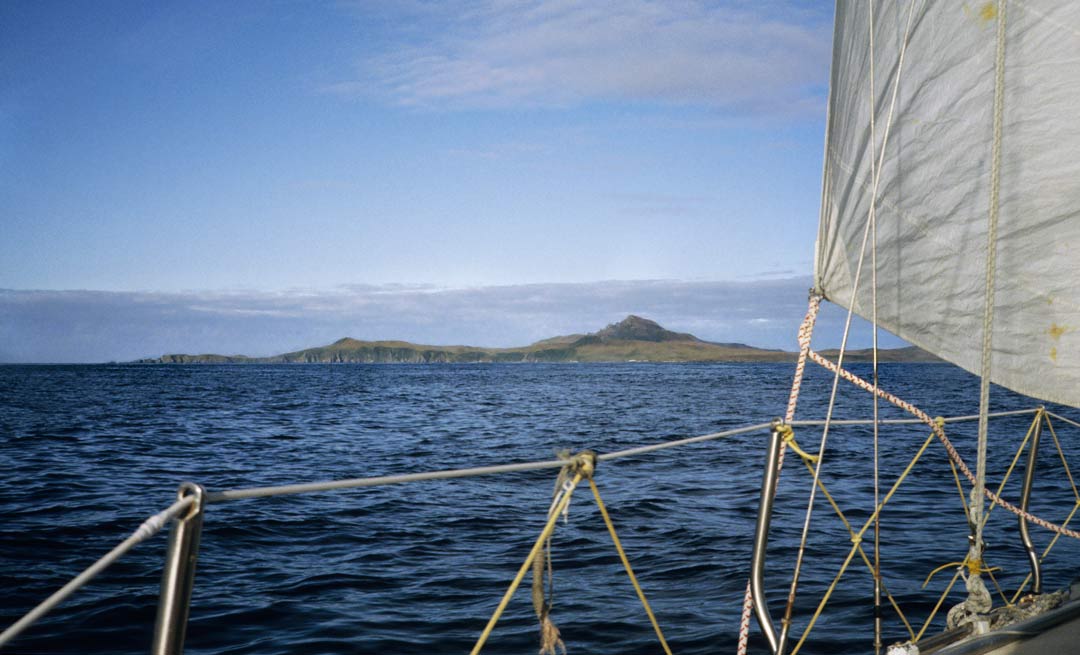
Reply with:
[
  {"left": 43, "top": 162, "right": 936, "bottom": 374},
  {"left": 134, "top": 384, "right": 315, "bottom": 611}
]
[
  {"left": 807, "top": 349, "right": 1080, "bottom": 540},
  {"left": 736, "top": 294, "right": 822, "bottom": 655}
]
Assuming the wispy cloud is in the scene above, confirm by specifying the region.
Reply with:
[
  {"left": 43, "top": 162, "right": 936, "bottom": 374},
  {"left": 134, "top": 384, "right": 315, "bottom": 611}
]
[
  {"left": 0, "top": 279, "right": 904, "bottom": 363},
  {"left": 331, "top": 1, "right": 831, "bottom": 115}
]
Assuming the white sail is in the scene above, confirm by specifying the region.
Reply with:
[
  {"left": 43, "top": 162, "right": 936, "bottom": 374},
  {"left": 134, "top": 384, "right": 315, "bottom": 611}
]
[{"left": 816, "top": 1, "right": 1080, "bottom": 408}]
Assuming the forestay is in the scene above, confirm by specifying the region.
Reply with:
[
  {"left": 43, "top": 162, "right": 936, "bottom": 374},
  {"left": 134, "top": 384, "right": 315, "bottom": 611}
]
[{"left": 816, "top": 1, "right": 1080, "bottom": 408}]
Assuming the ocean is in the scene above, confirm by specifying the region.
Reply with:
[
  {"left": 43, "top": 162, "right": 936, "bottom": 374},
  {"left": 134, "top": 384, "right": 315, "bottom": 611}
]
[{"left": 2, "top": 363, "right": 1079, "bottom": 654}]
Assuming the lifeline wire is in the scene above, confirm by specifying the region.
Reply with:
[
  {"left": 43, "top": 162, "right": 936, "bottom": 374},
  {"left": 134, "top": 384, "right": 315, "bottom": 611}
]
[
  {"left": 205, "top": 411, "right": 1042, "bottom": 504},
  {"left": 207, "top": 423, "right": 776, "bottom": 503},
  {"left": 0, "top": 496, "right": 195, "bottom": 650}
]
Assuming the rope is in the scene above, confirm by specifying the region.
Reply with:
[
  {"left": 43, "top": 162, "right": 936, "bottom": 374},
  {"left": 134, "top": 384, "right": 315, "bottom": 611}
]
[
  {"left": 792, "top": 443, "right": 915, "bottom": 641},
  {"left": 807, "top": 350, "right": 1080, "bottom": 540},
  {"left": 473, "top": 452, "right": 671, "bottom": 655},
  {"left": 786, "top": 0, "right": 924, "bottom": 637},
  {"left": 780, "top": 426, "right": 818, "bottom": 464},
  {"left": 916, "top": 567, "right": 964, "bottom": 642},
  {"left": 868, "top": 0, "right": 884, "bottom": 647},
  {"left": 588, "top": 478, "right": 674, "bottom": 655},
  {"left": 203, "top": 412, "right": 1040, "bottom": 505},
  {"left": 1046, "top": 415, "right": 1080, "bottom": 503},
  {"left": 790, "top": 424, "right": 941, "bottom": 654},
  {"left": 470, "top": 460, "right": 589, "bottom": 655},
  {"left": 970, "top": 0, "right": 1009, "bottom": 606},
  {"left": 1010, "top": 414, "right": 1080, "bottom": 603},
  {"left": 0, "top": 495, "right": 195, "bottom": 650},
  {"left": 1047, "top": 411, "right": 1080, "bottom": 430},
  {"left": 737, "top": 294, "right": 821, "bottom": 655},
  {"left": 205, "top": 423, "right": 776, "bottom": 503}
]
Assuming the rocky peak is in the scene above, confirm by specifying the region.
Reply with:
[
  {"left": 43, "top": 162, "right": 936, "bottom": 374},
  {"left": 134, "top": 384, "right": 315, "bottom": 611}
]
[{"left": 594, "top": 315, "right": 700, "bottom": 343}]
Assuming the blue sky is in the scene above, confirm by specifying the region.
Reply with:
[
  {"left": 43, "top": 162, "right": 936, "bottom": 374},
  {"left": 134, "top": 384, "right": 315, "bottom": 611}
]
[{"left": 1, "top": 1, "right": 898, "bottom": 361}]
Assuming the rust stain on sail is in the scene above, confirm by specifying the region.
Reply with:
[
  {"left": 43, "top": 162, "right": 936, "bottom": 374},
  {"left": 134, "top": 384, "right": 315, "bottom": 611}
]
[{"left": 1049, "top": 323, "right": 1070, "bottom": 363}]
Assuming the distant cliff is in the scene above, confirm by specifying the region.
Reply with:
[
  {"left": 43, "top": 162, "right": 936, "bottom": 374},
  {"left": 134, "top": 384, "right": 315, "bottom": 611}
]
[{"left": 136, "top": 315, "right": 941, "bottom": 364}]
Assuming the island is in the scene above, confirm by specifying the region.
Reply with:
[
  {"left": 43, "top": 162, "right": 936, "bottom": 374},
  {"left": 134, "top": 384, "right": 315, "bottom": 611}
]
[{"left": 134, "top": 315, "right": 941, "bottom": 364}]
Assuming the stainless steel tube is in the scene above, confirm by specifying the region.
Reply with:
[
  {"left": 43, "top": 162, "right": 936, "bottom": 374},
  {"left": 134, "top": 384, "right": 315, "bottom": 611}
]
[
  {"left": 1018, "top": 413, "right": 1043, "bottom": 595},
  {"left": 152, "top": 482, "right": 205, "bottom": 655},
  {"left": 750, "top": 423, "right": 783, "bottom": 654}
]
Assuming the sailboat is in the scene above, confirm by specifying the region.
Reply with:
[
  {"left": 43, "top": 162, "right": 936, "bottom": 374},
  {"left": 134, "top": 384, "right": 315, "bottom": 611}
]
[{"left": 739, "top": 1, "right": 1080, "bottom": 653}]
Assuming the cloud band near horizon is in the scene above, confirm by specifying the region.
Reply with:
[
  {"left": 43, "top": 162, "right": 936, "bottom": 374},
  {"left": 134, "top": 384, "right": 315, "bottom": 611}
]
[{"left": 0, "top": 278, "right": 905, "bottom": 363}]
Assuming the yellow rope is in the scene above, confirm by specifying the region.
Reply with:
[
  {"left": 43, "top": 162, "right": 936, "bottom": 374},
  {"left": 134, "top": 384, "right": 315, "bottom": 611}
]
[
  {"left": 980, "top": 412, "right": 1040, "bottom": 527},
  {"left": 984, "top": 564, "right": 1009, "bottom": 606},
  {"left": 588, "top": 478, "right": 674, "bottom": 655},
  {"left": 1006, "top": 413, "right": 1080, "bottom": 602},
  {"left": 915, "top": 567, "right": 964, "bottom": 642},
  {"left": 1010, "top": 498, "right": 1080, "bottom": 604},
  {"left": 791, "top": 428, "right": 938, "bottom": 655},
  {"left": 947, "top": 456, "right": 970, "bottom": 518},
  {"left": 470, "top": 470, "right": 584, "bottom": 655},
  {"left": 796, "top": 457, "right": 915, "bottom": 640},
  {"left": 779, "top": 425, "right": 818, "bottom": 463},
  {"left": 473, "top": 451, "right": 673, "bottom": 655},
  {"left": 922, "top": 561, "right": 966, "bottom": 588},
  {"left": 1046, "top": 414, "right": 1080, "bottom": 503},
  {"left": 885, "top": 582, "right": 917, "bottom": 641},
  {"left": 1007, "top": 413, "right": 1080, "bottom": 603}
]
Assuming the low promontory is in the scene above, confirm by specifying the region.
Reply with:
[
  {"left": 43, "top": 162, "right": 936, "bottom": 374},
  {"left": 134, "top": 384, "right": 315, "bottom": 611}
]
[{"left": 136, "top": 315, "right": 940, "bottom": 364}]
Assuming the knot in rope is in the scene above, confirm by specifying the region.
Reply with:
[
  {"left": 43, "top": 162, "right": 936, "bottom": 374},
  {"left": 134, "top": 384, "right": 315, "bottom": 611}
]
[
  {"left": 776, "top": 422, "right": 818, "bottom": 463},
  {"left": 550, "top": 451, "right": 596, "bottom": 523},
  {"left": 934, "top": 416, "right": 946, "bottom": 429},
  {"left": 566, "top": 450, "right": 597, "bottom": 479}
]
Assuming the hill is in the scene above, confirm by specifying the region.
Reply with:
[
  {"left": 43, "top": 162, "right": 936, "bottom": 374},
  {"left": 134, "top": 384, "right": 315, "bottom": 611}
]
[{"left": 137, "top": 315, "right": 939, "bottom": 364}]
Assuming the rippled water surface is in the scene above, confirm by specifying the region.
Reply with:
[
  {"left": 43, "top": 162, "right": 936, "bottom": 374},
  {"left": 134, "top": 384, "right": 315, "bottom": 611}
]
[{"left": 3, "top": 363, "right": 1079, "bottom": 654}]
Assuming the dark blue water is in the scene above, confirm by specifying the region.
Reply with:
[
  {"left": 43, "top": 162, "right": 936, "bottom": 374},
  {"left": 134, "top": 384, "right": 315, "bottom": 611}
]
[{"left": 2, "top": 363, "right": 1079, "bottom": 654}]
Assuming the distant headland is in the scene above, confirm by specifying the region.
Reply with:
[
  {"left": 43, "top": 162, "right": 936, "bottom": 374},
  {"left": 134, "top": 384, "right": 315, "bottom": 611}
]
[{"left": 134, "top": 315, "right": 941, "bottom": 364}]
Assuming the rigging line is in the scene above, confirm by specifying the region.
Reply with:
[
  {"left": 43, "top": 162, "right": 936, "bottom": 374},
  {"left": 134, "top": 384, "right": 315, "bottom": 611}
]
[
  {"left": 204, "top": 413, "right": 1051, "bottom": 504},
  {"left": 470, "top": 470, "right": 585, "bottom": 655},
  {"left": 205, "top": 422, "right": 776, "bottom": 503},
  {"left": 791, "top": 422, "right": 940, "bottom": 654},
  {"left": 979, "top": 412, "right": 1040, "bottom": 527},
  {"left": 972, "top": 0, "right": 1009, "bottom": 583},
  {"left": 783, "top": 0, "right": 923, "bottom": 637},
  {"left": 0, "top": 495, "right": 195, "bottom": 650},
  {"left": 808, "top": 349, "right": 1080, "bottom": 539},
  {"left": 1045, "top": 411, "right": 1080, "bottom": 430},
  {"left": 1010, "top": 501, "right": 1080, "bottom": 604},
  {"left": 737, "top": 297, "right": 821, "bottom": 655},
  {"left": 790, "top": 408, "right": 1040, "bottom": 426},
  {"left": 916, "top": 568, "right": 964, "bottom": 642},
  {"left": 948, "top": 456, "right": 971, "bottom": 521},
  {"left": 868, "top": 3, "right": 883, "bottom": 652},
  {"left": 791, "top": 452, "right": 915, "bottom": 641},
  {"left": 588, "top": 478, "right": 673, "bottom": 655},
  {"left": 1045, "top": 414, "right": 1080, "bottom": 503},
  {"left": 596, "top": 422, "right": 774, "bottom": 462}
]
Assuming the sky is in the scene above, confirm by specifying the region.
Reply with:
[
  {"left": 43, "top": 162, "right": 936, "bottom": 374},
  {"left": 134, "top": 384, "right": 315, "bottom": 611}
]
[{"left": 0, "top": 1, "right": 902, "bottom": 362}]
